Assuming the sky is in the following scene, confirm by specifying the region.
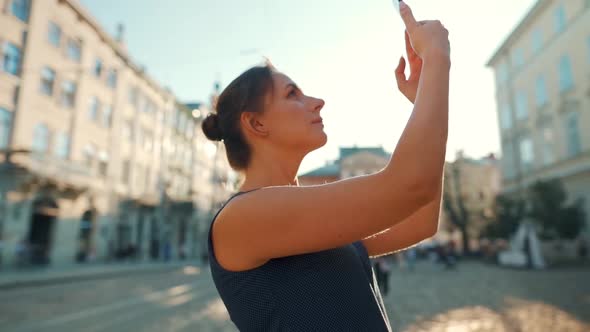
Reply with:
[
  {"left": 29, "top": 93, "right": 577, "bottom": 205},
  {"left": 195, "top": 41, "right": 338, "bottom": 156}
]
[{"left": 80, "top": 0, "right": 537, "bottom": 174}]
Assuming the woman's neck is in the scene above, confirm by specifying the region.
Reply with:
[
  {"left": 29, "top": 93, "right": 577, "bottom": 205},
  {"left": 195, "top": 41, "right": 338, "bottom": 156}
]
[{"left": 240, "top": 153, "right": 302, "bottom": 192}]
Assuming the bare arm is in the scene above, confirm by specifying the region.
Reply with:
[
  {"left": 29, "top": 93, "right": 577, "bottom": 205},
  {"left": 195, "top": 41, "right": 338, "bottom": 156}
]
[
  {"left": 214, "top": 7, "right": 450, "bottom": 272},
  {"left": 362, "top": 178, "right": 443, "bottom": 257}
]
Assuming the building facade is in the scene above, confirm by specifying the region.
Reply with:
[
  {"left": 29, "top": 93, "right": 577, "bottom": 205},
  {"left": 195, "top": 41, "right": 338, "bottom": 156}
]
[
  {"left": 0, "top": 0, "right": 234, "bottom": 266},
  {"left": 438, "top": 152, "right": 502, "bottom": 251},
  {"left": 487, "top": 0, "right": 590, "bottom": 231},
  {"left": 299, "top": 146, "right": 390, "bottom": 185}
]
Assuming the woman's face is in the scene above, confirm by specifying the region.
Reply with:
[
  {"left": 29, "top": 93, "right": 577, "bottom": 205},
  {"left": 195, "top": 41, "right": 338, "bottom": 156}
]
[{"left": 259, "top": 72, "right": 326, "bottom": 153}]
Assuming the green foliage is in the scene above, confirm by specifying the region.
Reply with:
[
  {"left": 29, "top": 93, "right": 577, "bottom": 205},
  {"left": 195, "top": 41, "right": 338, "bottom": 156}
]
[
  {"left": 528, "top": 179, "right": 586, "bottom": 240},
  {"left": 481, "top": 194, "right": 524, "bottom": 240}
]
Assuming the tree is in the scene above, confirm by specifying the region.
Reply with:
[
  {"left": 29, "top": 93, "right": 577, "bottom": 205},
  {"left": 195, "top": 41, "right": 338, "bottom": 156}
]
[
  {"left": 528, "top": 179, "right": 585, "bottom": 240},
  {"left": 442, "top": 163, "right": 476, "bottom": 255},
  {"left": 481, "top": 194, "right": 525, "bottom": 240},
  {"left": 442, "top": 184, "right": 471, "bottom": 254}
]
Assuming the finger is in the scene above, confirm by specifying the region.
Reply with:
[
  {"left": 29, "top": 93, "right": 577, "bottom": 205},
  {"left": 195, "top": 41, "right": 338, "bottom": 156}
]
[
  {"left": 399, "top": 1, "right": 418, "bottom": 32},
  {"left": 395, "top": 56, "right": 407, "bottom": 87},
  {"left": 404, "top": 31, "right": 416, "bottom": 58}
]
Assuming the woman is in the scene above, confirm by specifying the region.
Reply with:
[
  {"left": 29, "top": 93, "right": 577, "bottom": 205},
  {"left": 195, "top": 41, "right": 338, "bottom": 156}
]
[{"left": 203, "top": 2, "right": 450, "bottom": 330}]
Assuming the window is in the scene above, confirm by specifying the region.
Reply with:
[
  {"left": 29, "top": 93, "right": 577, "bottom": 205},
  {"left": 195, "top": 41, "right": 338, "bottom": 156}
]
[
  {"left": 143, "top": 131, "right": 153, "bottom": 152},
  {"left": 61, "top": 80, "right": 77, "bottom": 108},
  {"left": 13, "top": 86, "right": 19, "bottom": 105},
  {"left": 123, "top": 121, "right": 133, "bottom": 141},
  {"left": 136, "top": 126, "right": 143, "bottom": 147},
  {"left": 501, "top": 142, "right": 515, "bottom": 179},
  {"left": 145, "top": 166, "right": 151, "bottom": 192},
  {"left": 88, "top": 97, "right": 101, "bottom": 122},
  {"left": 499, "top": 103, "right": 512, "bottom": 130},
  {"left": 558, "top": 55, "right": 573, "bottom": 92},
  {"left": 511, "top": 48, "right": 524, "bottom": 69},
  {"left": 554, "top": 4, "right": 566, "bottom": 33},
  {"left": 121, "top": 160, "right": 130, "bottom": 183},
  {"left": 98, "top": 151, "right": 109, "bottom": 177},
  {"left": 2, "top": 42, "right": 21, "bottom": 76},
  {"left": 40, "top": 67, "right": 56, "bottom": 96},
  {"left": 173, "top": 108, "right": 181, "bottom": 128},
  {"left": 565, "top": 112, "right": 581, "bottom": 157},
  {"left": 178, "top": 113, "right": 187, "bottom": 132},
  {"left": 66, "top": 38, "right": 82, "bottom": 62},
  {"left": 106, "top": 69, "right": 117, "bottom": 88},
  {"left": 11, "top": 0, "right": 30, "bottom": 22},
  {"left": 128, "top": 86, "right": 138, "bottom": 106},
  {"left": 136, "top": 165, "right": 145, "bottom": 193},
  {"left": 32, "top": 123, "right": 50, "bottom": 153},
  {"left": 0, "top": 108, "right": 12, "bottom": 149},
  {"left": 186, "top": 121, "right": 194, "bottom": 139},
  {"left": 532, "top": 29, "right": 543, "bottom": 54},
  {"left": 184, "top": 149, "right": 192, "bottom": 169},
  {"left": 93, "top": 58, "right": 103, "bottom": 77},
  {"left": 540, "top": 126, "right": 555, "bottom": 166},
  {"left": 54, "top": 132, "right": 70, "bottom": 159},
  {"left": 157, "top": 109, "right": 164, "bottom": 124},
  {"left": 103, "top": 105, "right": 113, "bottom": 127},
  {"left": 515, "top": 91, "right": 528, "bottom": 120},
  {"left": 519, "top": 136, "right": 534, "bottom": 171},
  {"left": 496, "top": 63, "right": 508, "bottom": 84},
  {"left": 535, "top": 75, "right": 548, "bottom": 107},
  {"left": 142, "top": 99, "right": 152, "bottom": 113},
  {"left": 83, "top": 144, "right": 96, "bottom": 168},
  {"left": 48, "top": 22, "right": 61, "bottom": 47}
]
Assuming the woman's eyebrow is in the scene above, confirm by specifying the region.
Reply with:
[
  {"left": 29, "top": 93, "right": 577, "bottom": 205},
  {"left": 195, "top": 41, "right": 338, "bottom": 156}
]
[{"left": 285, "top": 83, "right": 301, "bottom": 91}]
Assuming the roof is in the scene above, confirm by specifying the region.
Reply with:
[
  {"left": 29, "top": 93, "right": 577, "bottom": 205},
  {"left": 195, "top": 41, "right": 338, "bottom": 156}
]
[
  {"left": 300, "top": 162, "right": 340, "bottom": 177},
  {"left": 64, "top": 0, "right": 175, "bottom": 100},
  {"left": 184, "top": 102, "right": 204, "bottom": 110},
  {"left": 486, "top": 0, "right": 549, "bottom": 66},
  {"left": 339, "top": 146, "right": 390, "bottom": 160},
  {"left": 300, "top": 146, "right": 392, "bottom": 177}
]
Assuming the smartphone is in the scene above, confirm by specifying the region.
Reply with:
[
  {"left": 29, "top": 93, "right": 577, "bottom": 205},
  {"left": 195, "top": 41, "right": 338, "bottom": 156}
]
[{"left": 392, "top": 0, "right": 401, "bottom": 13}]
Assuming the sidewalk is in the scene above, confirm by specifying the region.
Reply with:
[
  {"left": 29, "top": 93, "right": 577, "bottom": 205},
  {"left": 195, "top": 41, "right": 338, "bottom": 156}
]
[{"left": 0, "top": 260, "right": 202, "bottom": 289}]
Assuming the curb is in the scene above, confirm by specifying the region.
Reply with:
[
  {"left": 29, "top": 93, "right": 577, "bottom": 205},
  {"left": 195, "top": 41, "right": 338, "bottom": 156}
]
[{"left": 0, "top": 261, "right": 201, "bottom": 290}]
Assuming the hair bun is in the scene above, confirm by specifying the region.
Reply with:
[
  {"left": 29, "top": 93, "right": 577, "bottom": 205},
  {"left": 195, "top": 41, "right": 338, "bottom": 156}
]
[{"left": 202, "top": 113, "right": 224, "bottom": 141}]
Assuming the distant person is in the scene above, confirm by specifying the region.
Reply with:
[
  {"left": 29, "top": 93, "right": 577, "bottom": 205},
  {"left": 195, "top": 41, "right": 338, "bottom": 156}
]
[
  {"left": 374, "top": 256, "right": 392, "bottom": 295},
  {"left": 578, "top": 238, "right": 588, "bottom": 259},
  {"left": 405, "top": 247, "right": 417, "bottom": 271},
  {"left": 204, "top": 2, "right": 449, "bottom": 330},
  {"left": 14, "top": 238, "right": 30, "bottom": 267}
]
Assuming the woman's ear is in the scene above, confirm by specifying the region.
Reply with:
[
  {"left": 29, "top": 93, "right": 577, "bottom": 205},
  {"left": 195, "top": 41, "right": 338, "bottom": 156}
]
[{"left": 241, "top": 112, "right": 269, "bottom": 139}]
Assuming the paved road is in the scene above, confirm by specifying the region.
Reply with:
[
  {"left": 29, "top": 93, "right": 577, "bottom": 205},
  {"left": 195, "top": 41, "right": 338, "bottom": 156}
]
[
  {"left": 0, "top": 265, "right": 233, "bottom": 332},
  {"left": 1, "top": 262, "right": 588, "bottom": 331},
  {"left": 384, "top": 260, "right": 590, "bottom": 331}
]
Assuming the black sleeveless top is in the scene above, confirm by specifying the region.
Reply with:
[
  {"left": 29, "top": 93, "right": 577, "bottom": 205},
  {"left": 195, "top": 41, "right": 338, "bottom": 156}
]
[{"left": 208, "top": 191, "right": 392, "bottom": 331}]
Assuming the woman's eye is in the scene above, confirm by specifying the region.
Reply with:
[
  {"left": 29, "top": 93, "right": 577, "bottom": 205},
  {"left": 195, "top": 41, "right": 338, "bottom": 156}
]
[{"left": 288, "top": 90, "right": 297, "bottom": 97}]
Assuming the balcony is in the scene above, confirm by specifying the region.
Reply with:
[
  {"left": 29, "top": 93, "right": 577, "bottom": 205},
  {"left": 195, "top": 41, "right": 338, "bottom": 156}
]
[{"left": 3, "top": 150, "right": 99, "bottom": 196}]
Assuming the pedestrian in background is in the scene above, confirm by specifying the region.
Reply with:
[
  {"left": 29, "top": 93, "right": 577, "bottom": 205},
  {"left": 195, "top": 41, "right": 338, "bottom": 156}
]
[
  {"left": 374, "top": 256, "right": 392, "bottom": 295},
  {"left": 405, "top": 247, "right": 417, "bottom": 271}
]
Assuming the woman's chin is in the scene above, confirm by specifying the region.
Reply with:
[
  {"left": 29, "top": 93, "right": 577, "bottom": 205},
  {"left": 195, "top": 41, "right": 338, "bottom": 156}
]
[{"left": 314, "top": 132, "right": 328, "bottom": 148}]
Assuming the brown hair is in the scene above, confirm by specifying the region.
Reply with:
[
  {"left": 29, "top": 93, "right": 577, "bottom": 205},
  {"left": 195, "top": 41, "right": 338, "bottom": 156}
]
[{"left": 201, "top": 64, "right": 275, "bottom": 170}]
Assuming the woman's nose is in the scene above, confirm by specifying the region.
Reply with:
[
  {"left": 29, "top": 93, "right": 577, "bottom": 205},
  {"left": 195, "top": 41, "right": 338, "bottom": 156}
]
[{"left": 313, "top": 97, "right": 325, "bottom": 112}]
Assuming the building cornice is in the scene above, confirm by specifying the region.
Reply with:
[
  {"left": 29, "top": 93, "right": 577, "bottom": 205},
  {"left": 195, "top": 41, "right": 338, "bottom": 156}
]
[
  {"left": 62, "top": 0, "right": 175, "bottom": 100},
  {"left": 486, "top": 0, "right": 549, "bottom": 67}
]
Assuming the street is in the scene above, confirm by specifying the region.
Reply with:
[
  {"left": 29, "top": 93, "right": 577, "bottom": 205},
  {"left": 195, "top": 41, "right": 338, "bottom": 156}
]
[
  {"left": 0, "top": 265, "right": 232, "bottom": 332},
  {"left": 1, "top": 262, "right": 589, "bottom": 331}
]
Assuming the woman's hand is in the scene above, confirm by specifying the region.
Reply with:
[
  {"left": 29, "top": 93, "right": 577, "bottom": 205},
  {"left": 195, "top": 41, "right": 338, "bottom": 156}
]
[
  {"left": 395, "top": 31, "right": 422, "bottom": 104},
  {"left": 399, "top": 1, "right": 450, "bottom": 59},
  {"left": 395, "top": 1, "right": 450, "bottom": 104}
]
